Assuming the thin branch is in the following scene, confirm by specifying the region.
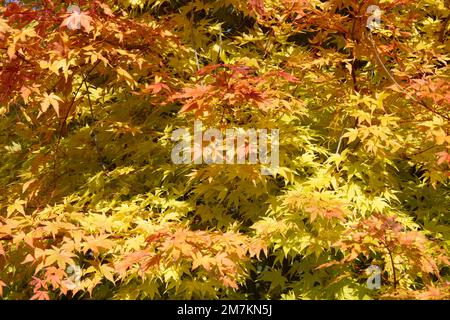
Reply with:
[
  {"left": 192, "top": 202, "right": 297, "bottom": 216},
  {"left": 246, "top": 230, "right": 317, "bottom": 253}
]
[
  {"left": 368, "top": 32, "right": 450, "bottom": 121},
  {"left": 52, "top": 61, "right": 102, "bottom": 191},
  {"left": 84, "top": 81, "right": 107, "bottom": 170},
  {"left": 439, "top": 16, "right": 449, "bottom": 43},
  {"left": 386, "top": 246, "right": 398, "bottom": 289}
]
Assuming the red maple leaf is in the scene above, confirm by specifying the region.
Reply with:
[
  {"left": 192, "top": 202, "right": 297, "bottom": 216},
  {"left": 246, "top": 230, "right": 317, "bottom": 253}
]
[
  {"left": 30, "top": 290, "right": 50, "bottom": 300},
  {"left": 437, "top": 151, "right": 450, "bottom": 165},
  {"left": 248, "top": 0, "right": 265, "bottom": 15}
]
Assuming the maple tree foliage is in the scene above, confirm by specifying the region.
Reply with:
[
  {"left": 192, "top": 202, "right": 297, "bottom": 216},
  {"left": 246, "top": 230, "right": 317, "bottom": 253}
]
[{"left": 0, "top": 0, "right": 449, "bottom": 300}]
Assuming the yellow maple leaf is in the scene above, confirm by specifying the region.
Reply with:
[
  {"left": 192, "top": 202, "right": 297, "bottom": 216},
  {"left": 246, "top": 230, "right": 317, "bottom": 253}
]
[{"left": 39, "top": 93, "right": 63, "bottom": 117}]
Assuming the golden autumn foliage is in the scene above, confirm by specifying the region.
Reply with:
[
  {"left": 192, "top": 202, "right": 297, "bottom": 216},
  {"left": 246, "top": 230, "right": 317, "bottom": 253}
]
[{"left": 0, "top": 0, "right": 449, "bottom": 300}]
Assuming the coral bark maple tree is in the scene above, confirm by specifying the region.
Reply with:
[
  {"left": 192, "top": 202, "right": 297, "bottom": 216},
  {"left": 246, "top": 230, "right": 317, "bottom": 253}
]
[{"left": 0, "top": 0, "right": 449, "bottom": 299}]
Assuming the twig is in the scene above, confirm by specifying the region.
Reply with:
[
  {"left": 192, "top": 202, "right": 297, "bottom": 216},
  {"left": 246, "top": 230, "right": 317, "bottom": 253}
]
[
  {"left": 368, "top": 32, "right": 450, "bottom": 121},
  {"left": 52, "top": 61, "right": 101, "bottom": 191},
  {"left": 84, "top": 81, "right": 107, "bottom": 170}
]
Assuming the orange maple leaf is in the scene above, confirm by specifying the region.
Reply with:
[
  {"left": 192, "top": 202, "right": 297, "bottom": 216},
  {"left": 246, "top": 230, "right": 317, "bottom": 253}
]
[
  {"left": 30, "top": 290, "right": 50, "bottom": 300},
  {"left": 437, "top": 151, "right": 450, "bottom": 165}
]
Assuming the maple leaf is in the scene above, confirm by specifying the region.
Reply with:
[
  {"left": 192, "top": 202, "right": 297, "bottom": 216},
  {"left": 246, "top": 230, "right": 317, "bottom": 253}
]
[
  {"left": 138, "top": 83, "right": 170, "bottom": 95},
  {"left": 20, "top": 86, "right": 32, "bottom": 102},
  {"left": 116, "top": 67, "right": 135, "bottom": 83},
  {"left": 140, "top": 255, "right": 161, "bottom": 272},
  {"left": 22, "top": 254, "right": 35, "bottom": 265},
  {"left": 83, "top": 264, "right": 111, "bottom": 285},
  {"left": 248, "top": 0, "right": 265, "bottom": 15},
  {"left": 44, "top": 247, "right": 76, "bottom": 269},
  {"left": 215, "top": 252, "right": 236, "bottom": 270},
  {"left": 221, "top": 276, "right": 239, "bottom": 289},
  {"left": 39, "top": 93, "right": 63, "bottom": 117},
  {"left": 437, "top": 151, "right": 450, "bottom": 165},
  {"left": 146, "top": 231, "right": 167, "bottom": 244},
  {"left": 22, "top": 178, "right": 36, "bottom": 194},
  {"left": 96, "top": 1, "right": 115, "bottom": 17},
  {"left": 82, "top": 235, "right": 114, "bottom": 254},
  {"left": 30, "top": 290, "right": 50, "bottom": 300},
  {"left": 417, "top": 286, "right": 443, "bottom": 300},
  {"left": 191, "top": 252, "right": 213, "bottom": 271},
  {"left": 248, "top": 239, "right": 267, "bottom": 259},
  {"left": 6, "top": 199, "right": 26, "bottom": 217},
  {"left": 260, "top": 269, "right": 287, "bottom": 291},
  {"left": 172, "top": 85, "right": 214, "bottom": 102},
  {"left": 399, "top": 231, "right": 426, "bottom": 249},
  {"left": 320, "top": 207, "right": 345, "bottom": 221},
  {"left": 30, "top": 276, "right": 48, "bottom": 292},
  {"left": 45, "top": 267, "right": 66, "bottom": 288},
  {"left": 275, "top": 71, "right": 300, "bottom": 83},
  {"left": 179, "top": 101, "right": 199, "bottom": 114},
  {"left": 115, "top": 250, "right": 153, "bottom": 276}
]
